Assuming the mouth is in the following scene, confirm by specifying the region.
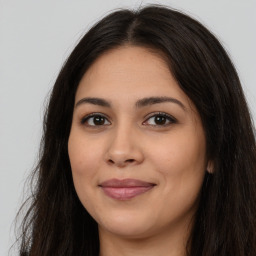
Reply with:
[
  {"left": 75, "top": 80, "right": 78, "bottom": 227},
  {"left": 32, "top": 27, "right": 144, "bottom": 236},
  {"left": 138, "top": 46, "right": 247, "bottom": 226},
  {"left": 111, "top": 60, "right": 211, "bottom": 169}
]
[{"left": 99, "top": 179, "right": 156, "bottom": 201}]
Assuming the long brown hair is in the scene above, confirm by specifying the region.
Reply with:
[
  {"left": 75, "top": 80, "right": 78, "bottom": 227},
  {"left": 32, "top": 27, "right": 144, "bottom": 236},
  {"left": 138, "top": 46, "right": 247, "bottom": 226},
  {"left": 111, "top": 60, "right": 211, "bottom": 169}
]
[{"left": 17, "top": 5, "right": 256, "bottom": 256}]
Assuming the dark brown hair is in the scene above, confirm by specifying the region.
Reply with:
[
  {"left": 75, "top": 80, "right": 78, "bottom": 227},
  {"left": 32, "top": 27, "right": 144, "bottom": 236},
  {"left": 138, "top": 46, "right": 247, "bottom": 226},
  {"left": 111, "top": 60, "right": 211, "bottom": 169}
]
[{"left": 17, "top": 5, "right": 256, "bottom": 256}]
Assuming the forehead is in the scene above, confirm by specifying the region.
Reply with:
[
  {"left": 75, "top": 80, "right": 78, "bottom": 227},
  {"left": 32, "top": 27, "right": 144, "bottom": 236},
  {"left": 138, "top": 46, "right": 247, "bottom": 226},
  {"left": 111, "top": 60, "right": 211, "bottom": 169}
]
[
  {"left": 75, "top": 46, "right": 190, "bottom": 108},
  {"left": 85, "top": 46, "right": 168, "bottom": 76}
]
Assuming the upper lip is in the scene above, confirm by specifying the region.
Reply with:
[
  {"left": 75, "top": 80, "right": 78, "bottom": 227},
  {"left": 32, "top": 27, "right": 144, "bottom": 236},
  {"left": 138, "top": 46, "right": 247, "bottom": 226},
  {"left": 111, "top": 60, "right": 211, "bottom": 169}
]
[{"left": 99, "top": 179, "right": 156, "bottom": 188}]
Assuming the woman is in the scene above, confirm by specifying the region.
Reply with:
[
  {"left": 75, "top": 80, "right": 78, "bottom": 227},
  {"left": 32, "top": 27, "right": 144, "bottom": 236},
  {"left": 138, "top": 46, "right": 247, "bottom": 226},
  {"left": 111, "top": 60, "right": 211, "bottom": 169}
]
[{"left": 17, "top": 5, "right": 256, "bottom": 256}]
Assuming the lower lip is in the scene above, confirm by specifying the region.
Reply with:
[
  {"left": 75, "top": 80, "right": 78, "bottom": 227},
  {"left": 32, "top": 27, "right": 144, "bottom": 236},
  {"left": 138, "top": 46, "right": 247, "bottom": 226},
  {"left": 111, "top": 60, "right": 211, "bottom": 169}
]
[{"left": 101, "top": 186, "right": 154, "bottom": 200}]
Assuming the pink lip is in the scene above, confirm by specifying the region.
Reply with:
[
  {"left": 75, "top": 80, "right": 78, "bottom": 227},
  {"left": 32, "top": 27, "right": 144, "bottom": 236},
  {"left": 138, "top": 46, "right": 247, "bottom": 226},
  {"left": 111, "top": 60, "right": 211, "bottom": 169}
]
[{"left": 99, "top": 179, "right": 156, "bottom": 200}]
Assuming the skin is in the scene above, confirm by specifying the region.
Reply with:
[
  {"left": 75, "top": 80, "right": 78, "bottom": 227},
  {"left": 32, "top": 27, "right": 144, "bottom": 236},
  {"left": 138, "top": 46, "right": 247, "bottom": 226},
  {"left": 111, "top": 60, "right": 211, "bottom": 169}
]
[{"left": 68, "top": 46, "right": 210, "bottom": 256}]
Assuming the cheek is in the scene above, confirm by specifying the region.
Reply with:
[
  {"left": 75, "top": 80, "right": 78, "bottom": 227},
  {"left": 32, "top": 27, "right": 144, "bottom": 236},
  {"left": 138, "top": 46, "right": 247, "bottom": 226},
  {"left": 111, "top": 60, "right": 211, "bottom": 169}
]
[
  {"left": 158, "top": 127, "right": 204, "bottom": 164},
  {"left": 147, "top": 131, "right": 206, "bottom": 219},
  {"left": 148, "top": 129, "right": 206, "bottom": 190},
  {"left": 68, "top": 131, "right": 102, "bottom": 176},
  {"left": 68, "top": 133, "right": 106, "bottom": 222},
  {"left": 68, "top": 130, "right": 103, "bottom": 203}
]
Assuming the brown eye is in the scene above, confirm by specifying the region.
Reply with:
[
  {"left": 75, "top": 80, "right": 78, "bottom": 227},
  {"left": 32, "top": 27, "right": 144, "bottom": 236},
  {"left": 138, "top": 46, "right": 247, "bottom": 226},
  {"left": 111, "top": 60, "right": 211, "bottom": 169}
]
[
  {"left": 92, "top": 116, "right": 105, "bottom": 125},
  {"left": 144, "top": 113, "right": 176, "bottom": 126},
  {"left": 154, "top": 116, "right": 168, "bottom": 125},
  {"left": 81, "top": 114, "right": 111, "bottom": 126}
]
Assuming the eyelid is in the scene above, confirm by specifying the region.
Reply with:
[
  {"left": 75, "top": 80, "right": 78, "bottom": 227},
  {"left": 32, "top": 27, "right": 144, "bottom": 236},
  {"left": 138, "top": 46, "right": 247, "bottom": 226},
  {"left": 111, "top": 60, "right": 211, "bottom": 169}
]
[
  {"left": 80, "top": 112, "right": 111, "bottom": 126},
  {"left": 143, "top": 112, "right": 177, "bottom": 126},
  {"left": 79, "top": 111, "right": 177, "bottom": 127}
]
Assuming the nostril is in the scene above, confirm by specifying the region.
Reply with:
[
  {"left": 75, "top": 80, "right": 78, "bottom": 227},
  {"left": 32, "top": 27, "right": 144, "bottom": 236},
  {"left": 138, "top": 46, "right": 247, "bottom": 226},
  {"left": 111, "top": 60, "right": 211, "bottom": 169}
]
[
  {"left": 126, "top": 159, "right": 135, "bottom": 163},
  {"left": 107, "top": 158, "right": 135, "bottom": 165}
]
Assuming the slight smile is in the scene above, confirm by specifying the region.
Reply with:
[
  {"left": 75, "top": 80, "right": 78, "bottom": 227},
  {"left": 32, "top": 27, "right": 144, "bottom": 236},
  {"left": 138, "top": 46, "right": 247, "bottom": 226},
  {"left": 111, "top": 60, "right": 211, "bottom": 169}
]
[{"left": 99, "top": 179, "right": 156, "bottom": 200}]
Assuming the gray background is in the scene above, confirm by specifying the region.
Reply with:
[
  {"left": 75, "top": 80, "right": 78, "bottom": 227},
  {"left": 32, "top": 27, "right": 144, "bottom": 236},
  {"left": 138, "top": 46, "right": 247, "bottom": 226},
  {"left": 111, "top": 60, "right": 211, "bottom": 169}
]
[{"left": 1, "top": 0, "right": 255, "bottom": 255}]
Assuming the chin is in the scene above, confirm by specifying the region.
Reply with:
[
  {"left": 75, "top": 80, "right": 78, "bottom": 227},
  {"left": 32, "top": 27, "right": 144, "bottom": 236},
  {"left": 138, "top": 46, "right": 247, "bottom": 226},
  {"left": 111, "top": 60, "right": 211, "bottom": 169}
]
[
  {"left": 100, "top": 223, "right": 154, "bottom": 239},
  {"left": 96, "top": 210, "right": 160, "bottom": 239}
]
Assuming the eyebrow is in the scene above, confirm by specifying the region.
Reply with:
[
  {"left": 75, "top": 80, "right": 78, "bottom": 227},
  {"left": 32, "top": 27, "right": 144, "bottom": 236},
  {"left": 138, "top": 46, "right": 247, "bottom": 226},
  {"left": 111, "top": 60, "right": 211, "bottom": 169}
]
[
  {"left": 135, "top": 96, "right": 186, "bottom": 110},
  {"left": 75, "top": 97, "right": 111, "bottom": 108},
  {"left": 75, "top": 96, "right": 186, "bottom": 110}
]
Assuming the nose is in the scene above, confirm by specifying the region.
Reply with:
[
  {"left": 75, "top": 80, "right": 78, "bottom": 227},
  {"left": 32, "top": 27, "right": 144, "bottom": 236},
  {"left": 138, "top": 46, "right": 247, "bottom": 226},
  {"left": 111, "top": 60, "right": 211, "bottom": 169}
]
[{"left": 104, "top": 125, "right": 144, "bottom": 168}]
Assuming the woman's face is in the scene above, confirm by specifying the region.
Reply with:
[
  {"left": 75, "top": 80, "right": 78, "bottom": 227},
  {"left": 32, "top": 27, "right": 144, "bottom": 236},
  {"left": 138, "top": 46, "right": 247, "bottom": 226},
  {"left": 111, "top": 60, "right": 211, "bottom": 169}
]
[{"left": 68, "top": 46, "right": 209, "bottom": 240}]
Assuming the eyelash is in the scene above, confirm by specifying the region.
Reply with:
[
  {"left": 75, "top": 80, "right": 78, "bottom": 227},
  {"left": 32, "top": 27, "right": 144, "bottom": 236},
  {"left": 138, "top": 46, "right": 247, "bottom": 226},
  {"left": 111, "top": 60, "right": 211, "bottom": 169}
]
[
  {"left": 80, "top": 113, "right": 111, "bottom": 127},
  {"left": 80, "top": 112, "right": 177, "bottom": 128},
  {"left": 144, "top": 112, "right": 177, "bottom": 127}
]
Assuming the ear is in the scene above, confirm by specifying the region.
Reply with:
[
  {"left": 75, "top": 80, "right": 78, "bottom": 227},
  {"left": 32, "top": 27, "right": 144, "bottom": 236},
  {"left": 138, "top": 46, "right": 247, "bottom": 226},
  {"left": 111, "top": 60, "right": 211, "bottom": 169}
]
[{"left": 206, "top": 161, "right": 214, "bottom": 174}]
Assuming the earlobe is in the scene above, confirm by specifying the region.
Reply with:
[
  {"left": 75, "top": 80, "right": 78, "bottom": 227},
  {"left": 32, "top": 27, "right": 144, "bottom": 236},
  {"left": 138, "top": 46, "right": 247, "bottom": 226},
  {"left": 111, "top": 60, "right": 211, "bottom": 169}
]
[{"left": 206, "top": 161, "right": 214, "bottom": 174}]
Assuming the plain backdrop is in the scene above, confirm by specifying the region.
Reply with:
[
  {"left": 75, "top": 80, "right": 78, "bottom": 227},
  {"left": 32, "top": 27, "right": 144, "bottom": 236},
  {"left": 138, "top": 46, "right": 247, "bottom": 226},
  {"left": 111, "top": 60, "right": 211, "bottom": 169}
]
[{"left": 0, "top": 0, "right": 255, "bottom": 255}]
